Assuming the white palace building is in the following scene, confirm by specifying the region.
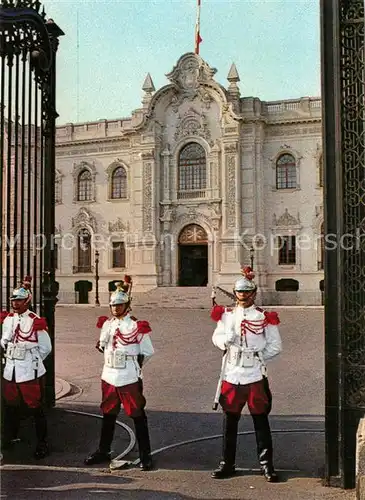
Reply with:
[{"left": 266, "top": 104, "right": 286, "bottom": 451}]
[{"left": 54, "top": 53, "right": 324, "bottom": 305}]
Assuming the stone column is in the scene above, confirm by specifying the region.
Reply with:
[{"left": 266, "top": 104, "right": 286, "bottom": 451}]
[
  {"left": 210, "top": 143, "right": 220, "bottom": 199},
  {"left": 220, "top": 142, "right": 241, "bottom": 277}
]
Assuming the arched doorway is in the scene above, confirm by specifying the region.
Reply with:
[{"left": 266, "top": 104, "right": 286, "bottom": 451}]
[{"left": 178, "top": 224, "right": 208, "bottom": 286}]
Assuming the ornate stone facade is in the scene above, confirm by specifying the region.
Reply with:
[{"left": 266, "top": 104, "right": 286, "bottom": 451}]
[{"left": 55, "top": 52, "right": 323, "bottom": 305}]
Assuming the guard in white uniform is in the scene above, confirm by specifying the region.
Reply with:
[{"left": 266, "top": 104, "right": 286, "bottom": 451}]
[
  {"left": 85, "top": 277, "right": 155, "bottom": 470},
  {"left": 211, "top": 266, "right": 282, "bottom": 482},
  {"left": 1, "top": 276, "right": 52, "bottom": 459}
]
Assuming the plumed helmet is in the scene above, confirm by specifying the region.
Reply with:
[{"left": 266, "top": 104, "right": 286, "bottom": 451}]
[
  {"left": 234, "top": 266, "right": 257, "bottom": 292},
  {"left": 109, "top": 275, "right": 132, "bottom": 306},
  {"left": 11, "top": 275, "right": 32, "bottom": 303}
]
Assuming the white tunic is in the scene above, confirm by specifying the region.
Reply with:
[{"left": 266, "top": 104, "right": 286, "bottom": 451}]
[
  {"left": 99, "top": 313, "right": 154, "bottom": 388},
  {"left": 212, "top": 305, "right": 282, "bottom": 386},
  {"left": 1, "top": 310, "right": 52, "bottom": 383}
]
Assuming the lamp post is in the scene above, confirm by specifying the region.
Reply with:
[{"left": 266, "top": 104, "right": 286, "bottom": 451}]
[
  {"left": 95, "top": 250, "right": 100, "bottom": 306},
  {"left": 250, "top": 246, "right": 254, "bottom": 270}
]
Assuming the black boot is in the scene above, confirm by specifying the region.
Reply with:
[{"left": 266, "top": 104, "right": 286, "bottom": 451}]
[
  {"left": 211, "top": 412, "right": 240, "bottom": 479},
  {"left": 2, "top": 405, "right": 21, "bottom": 449},
  {"left": 34, "top": 408, "right": 49, "bottom": 459},
  {"left": 84, "top": 413, "right": 116, "bottom": 465},
  {"left": 133, "top": 411, "right": 153, "bottom": 471},
  {"left": 252, "top": 414, "right": 278, "bottom": 483}
]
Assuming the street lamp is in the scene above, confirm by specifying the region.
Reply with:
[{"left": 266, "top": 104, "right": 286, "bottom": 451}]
[
  {"left": 250, "top": 246, "right": 254, "bottom": 270},
  {"left": 95, "top": 250, "right": 100, "bottom": 306}
]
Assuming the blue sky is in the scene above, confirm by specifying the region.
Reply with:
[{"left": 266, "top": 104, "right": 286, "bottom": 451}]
[{"left": 44, "top": 0, "right": 320, "bottom": 125}]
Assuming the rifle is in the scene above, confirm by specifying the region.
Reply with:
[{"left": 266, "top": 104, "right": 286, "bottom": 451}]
[
  {"left": 215, "top": 286, "right": 236, "bottom": 303},
  {"left": 212, "top": 349, "right": 229, "bottom": 410}
]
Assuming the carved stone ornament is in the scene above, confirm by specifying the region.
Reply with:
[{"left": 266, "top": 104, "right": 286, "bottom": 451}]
[
  {"left": 108, "top": 218, "right": 130, "bottom": 233},
  {"left": 159, "top": 205, "right": 175, "bottom": 223},
  {"left": 167, "top": 53, "right": 217, "bottom": 93},
  {"left": 72, "top": 207, "right": 97, "bottom": 232},
  {"left": 140, "top": 150, "right": 154, "bottom": 160},
  {"left": 227, "top": 156, "right": 236, "bottom": 228},
  {"left": 210, "top": 201, "right": 222, "bottom": 217},
  {"left": 174, "top": 107, "right": 211, "bottom": 143},
  {"left": 143, "top": 163, "right": 153, "bottom": 232},
  {"left": 273, "top": 208, "right": 300, "bottom": 227},
  {"left": 225, "top": 143, "right": 238, "bottom": 153}
]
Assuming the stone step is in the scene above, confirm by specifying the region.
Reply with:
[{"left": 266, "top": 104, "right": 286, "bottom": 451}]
[{"left": 132, "top": 286, "right": 234, "bottom": 309}]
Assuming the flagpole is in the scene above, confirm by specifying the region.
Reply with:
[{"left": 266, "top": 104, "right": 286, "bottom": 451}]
[{"left": 195, "top": 0, "right": 202, "bottom": 54}]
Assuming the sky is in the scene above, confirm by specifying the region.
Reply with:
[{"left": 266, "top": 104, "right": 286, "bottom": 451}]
[{"left": 43, "top": 0, "right": 321, "bottom": 125}]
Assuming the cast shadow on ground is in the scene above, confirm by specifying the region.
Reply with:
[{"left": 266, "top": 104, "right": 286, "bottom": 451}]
[{"left": 1, "top": 405, "right": 325, "bottom": 496}]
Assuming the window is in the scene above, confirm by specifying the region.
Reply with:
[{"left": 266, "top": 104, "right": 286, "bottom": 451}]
[
  {"left": 111, "top": 167, "right": 127, "bottom": 199},
  {"left": 77, "top": 229, "right": 91, "bottom": 272},
  {"left": 55, "top": 178, "right": 62, "bottom": 204},
  {"left": 275, "top": 278, "right": 299, "bottom": 291},
  {"left": 112, "top": 242, "right": 126, "bottom": 268},
  {"left": 278, "top": 235, "right": 296, "bottom": 264},
  {"left": 77, "top": 169, "right": 92, "bottom": 201},
  {"left": 319, "top": 154, "right": 323, "bottom": 187},
  {"left": 178, "top": 143, "right": 206, "bottom": 194},
  {"left": 276, "top": 154, "right": 296, "bottom": 189},
  {"left": 54, "top": 243, "right": 58, "bottom": 270},
  {"left": 319, "top": 223, "right": 324, "bottom": 270}
]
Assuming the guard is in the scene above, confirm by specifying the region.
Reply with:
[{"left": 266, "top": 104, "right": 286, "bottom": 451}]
[
  {"left": 0, "top": 276, "right": 52, "bottom": 459},
  {"left": 211, "top": 266, "right": 282, "bottom": 482},
  {"left": 84, "top": 276, "right": 155, "bottom": 470}
]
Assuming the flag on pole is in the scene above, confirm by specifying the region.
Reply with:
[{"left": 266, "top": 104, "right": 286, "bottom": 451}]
[{"left": 195, "top": 0, "right": 202, "bottom": 54}]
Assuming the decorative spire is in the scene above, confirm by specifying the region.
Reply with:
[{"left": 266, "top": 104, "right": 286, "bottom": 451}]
[
  {"left": 227, "top": 63, "right": 241, "bottom": 104},
  {"left": 227, "top": 63, "right": 240, "bottom": 83},
  {"left": 142, "top": 73, "right": 155, "bottom": 108},
  {"left": 142, "top": 73, "right": 155, "bottom": 93}
]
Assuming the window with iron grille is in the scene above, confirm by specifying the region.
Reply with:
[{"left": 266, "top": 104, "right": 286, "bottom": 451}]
[
  {"left": 276, "top": 154, "right": 296, "bottom": 189},
  {"left": 55, "top": 179, "right": 61, "bottom": 203},
  {"left": 77, "top": 229, "right": 91, "bottom": 272},
  {"left": 278, "top": 235, "right": 296, "bottom": 264},
  {"left": 111, "top": 167, "right": 127, "bottom": 199},
  {"left": 112, "top": 242, "right": 126, "bottom": 268},
  {"left": 178, "top": 143, "right": 206, "bottom": 191},
  {"left": 319, "top": 223, "right": 324, "bottom": 270},
  {"left": 77, "top": 169, "right": 93, "bottom": 201},
  {"left": 319, "top": 154, "right": 323, "bottom": 187}
]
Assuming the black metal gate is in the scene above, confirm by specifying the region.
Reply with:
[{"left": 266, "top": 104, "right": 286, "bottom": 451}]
[
  {"left": 321, "top": 0, "right": 364, "bottom": 489},
  {"left": 0, "top": 0, "right": 63, "bottom": 406}
]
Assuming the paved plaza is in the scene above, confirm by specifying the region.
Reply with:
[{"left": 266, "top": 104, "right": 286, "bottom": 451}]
[{"left": 1, "top": 305, "right": 356, "bottom": 499}]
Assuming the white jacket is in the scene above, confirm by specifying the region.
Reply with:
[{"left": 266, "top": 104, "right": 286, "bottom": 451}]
[
  {"left": 98, "top": 313, "right": 154, "bottom": 388},
  {"left": 212, "top": 304, "right": 282, "bottom": 386},
  {"left": 1, "top": 310, "right": 52, "bottom": 383}
]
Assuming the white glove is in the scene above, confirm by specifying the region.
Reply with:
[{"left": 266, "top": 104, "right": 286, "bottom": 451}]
[
  {"left": 225, "top": 331, "right": 236, "bottom": 345},
  {"left": 0, "top": 338, "right": 8, "bottom": 349}
]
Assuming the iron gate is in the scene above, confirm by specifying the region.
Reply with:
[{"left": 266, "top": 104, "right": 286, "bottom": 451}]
[
  {"left": 321, "top": 0, "right": 365, "bottom": 489},
  {"left": 0, "top": 0, "right": 64, "bottom": 406}
]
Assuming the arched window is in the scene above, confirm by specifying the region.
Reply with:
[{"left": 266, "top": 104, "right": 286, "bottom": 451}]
[
  {"left": 77, "top": 228, "right": 91, "bottom": 272},
  {"left": 77, "top": 169, "right": 92, "bottom": 201},
  {"left": 111, "top": 167, "right": 127, "bottom": 199},
  {"left": 276, "top": 154, "right": 296, "bottom": 189},
  {"left": 319, "top": 154, "right": 324, "bottom": 187},
  {"left": 178, "top": 143, "right": 206, "bottom": 197}
]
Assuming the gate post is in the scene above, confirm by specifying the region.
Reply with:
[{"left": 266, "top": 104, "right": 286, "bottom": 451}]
[
  {"left": 321, "top": 0, "right": 365, "bottom": 489},
  {"left": 42, "top": 18, "right": 64, "bottom": 408}
]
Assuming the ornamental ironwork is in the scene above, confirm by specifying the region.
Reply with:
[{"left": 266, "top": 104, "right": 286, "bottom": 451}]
[
  {"left": 321, "top": 0, "right": 364, "bottom": 489},
  {"left": 0, "top": 0, "right": 64, "bottom": 406}
]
